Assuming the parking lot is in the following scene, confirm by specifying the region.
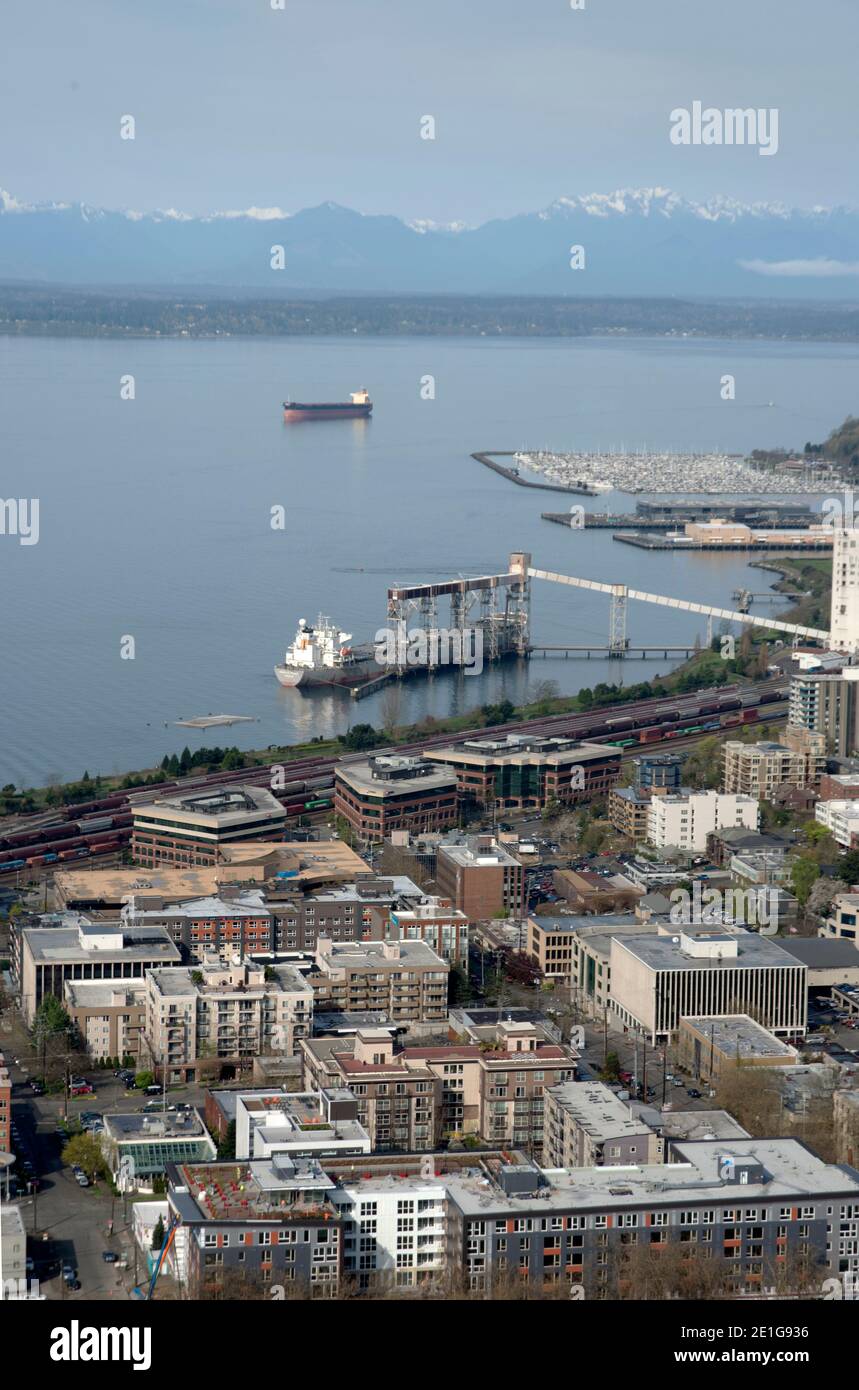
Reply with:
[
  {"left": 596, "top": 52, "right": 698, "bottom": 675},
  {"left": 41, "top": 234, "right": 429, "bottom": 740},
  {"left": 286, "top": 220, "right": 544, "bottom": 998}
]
[{"left": 5, "top": 1056, "right": 206, "bottom": 1300}]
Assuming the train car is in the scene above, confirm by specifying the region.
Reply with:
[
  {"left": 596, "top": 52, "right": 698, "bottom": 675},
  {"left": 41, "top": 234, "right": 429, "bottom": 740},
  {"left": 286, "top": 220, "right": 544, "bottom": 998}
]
[
  {"left": 0, "top": 858, "right": 25, "bottom": 874},
  {"left": 25, "top": 854, "right": 47, "bottom": 867},
  {"left": 304, "top": 796, "right": 332, "bottom": 810},
  {"left": 604, "top": 716, "right": 635, "bottom": 731},
  {"left": 638, "top": 725, "right": 668, "bottom": 744},
  {"left": 717, "top": 696, "right": 742, "bottom": 712},
  {"left": 283, "top": 800, "right": 306, "bottom": 815},
  {"left": 77, "top": 816, "right": 114, "bottom": 834},
  {"left": 43, "top": 853, "right": 58, "bottom": 863},
  {"left": 90, "top": 836, "right": 121, "bottom": 852},
  {"left": 58, "top": 848, "right": 81, "bottom": 861},
  {"left": 304, "top": 776, "right": 335, "bottom": 791},
  {"left": 740, "top": 708, "right": 759, "bottom": 724}
]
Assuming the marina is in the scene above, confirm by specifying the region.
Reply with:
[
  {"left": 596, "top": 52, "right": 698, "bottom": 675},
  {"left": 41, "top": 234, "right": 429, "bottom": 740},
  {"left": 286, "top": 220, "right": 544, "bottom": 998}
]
[{"left": 513, "top": 448, "right": 840, "bottom": 495}]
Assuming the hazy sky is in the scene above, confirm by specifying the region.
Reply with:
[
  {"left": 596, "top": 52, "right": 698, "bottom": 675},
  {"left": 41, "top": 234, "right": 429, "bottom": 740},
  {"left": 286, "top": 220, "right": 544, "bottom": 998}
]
[{"left": 2, "top": 0, "right": 857, "bottom": 223}]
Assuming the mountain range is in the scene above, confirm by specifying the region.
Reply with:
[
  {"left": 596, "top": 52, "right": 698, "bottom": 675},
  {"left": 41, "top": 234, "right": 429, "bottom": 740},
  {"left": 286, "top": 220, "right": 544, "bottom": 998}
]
[{"left": 3, "top": 186, "right": 859, "bottom": 298}]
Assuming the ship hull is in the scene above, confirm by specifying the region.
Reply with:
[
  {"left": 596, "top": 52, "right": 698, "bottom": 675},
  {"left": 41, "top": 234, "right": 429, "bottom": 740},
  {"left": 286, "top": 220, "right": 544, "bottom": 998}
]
[
  {"left": 274, "top": 659, "right": 377, "bottom": 688},
  {"left": 282, "top": 403, "right": 372, "bottom": 422}
]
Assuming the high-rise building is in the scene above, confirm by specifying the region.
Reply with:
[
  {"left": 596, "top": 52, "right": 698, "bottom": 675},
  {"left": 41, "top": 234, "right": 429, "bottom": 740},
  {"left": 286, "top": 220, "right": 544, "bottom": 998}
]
[
  {"left": 831, "top": 527, "right": 859, "bottom": 653},
  {"left": 789, "top": 668, "right": 859, "bottom": 757}
]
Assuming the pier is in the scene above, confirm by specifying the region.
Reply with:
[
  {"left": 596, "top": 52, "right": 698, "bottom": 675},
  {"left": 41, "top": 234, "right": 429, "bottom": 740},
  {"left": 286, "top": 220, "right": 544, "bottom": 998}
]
[
  {"left": 612, "top": 532, "right": 832, "bottom": 553},
  {"left": 472, "top": 452, "right": 598, "bottom": 495},
  {"left": 529, "top": 644, "right": 697, "bottom": 659}
]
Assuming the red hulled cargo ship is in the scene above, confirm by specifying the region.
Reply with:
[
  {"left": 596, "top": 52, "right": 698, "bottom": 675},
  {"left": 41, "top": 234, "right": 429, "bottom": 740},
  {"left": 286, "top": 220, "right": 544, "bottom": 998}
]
[{"left": 282, "top": 388, "right": 372, "bottom": 422}]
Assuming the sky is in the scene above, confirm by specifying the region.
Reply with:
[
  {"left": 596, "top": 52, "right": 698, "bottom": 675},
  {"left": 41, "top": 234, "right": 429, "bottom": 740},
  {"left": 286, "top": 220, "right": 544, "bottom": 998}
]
[{"left": 1, "top": 0, "right": 857, "bottom": 225}]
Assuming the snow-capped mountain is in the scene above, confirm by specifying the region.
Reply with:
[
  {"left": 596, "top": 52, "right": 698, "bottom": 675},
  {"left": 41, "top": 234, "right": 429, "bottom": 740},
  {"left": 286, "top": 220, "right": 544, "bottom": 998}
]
[{"left": 1, "top": 187, "right": 858, "bottom": 297}]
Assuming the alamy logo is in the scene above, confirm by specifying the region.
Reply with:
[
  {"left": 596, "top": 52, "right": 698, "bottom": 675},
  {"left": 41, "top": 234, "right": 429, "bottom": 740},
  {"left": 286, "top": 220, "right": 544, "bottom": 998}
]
[
  {"left": 670, "top": 102, "right": 779, "bottom": 156},
  {"left": 822, "top": 1273, "right": 859, "bottom": 1300},
  {"left": 1, "top": 1276, "right": 40, "bottom": 1299},
  {"left": 669, "top": 883, "right": 778, "bottom": 934},
  {"left": 50, "top": 1321, "right": 152, "bottom": 1371},
  {"left": 0, "top": 497, "right": 39, "bottom": 545},
  {"left": 374, "top": 621, "right": 484, "bottom": 675}
]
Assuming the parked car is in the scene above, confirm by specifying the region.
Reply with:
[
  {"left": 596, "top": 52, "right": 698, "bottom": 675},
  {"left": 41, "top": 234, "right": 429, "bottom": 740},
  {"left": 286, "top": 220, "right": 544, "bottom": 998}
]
[
  {"left": 29, "top": 1082, "right": 44, "bottom": 1096},
  {"left": 69, "top": 1083, "right": 94, "bottom": 1097},
  {"left": 144, "top": 1085, "right": 161, "bottom": 1096},
  {"left": 75, "top": 1173, "right": 90, "bottom": 1188},
  {"left": 687, "top": 1088, "right": 702, "bottom": 1099},
  {"left": 102, "top": 1251, "right": 118, "bottom": 1264}
]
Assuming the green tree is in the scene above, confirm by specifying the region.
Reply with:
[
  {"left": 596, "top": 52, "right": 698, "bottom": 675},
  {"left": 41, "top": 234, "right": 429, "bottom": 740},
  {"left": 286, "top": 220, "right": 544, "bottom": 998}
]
[
  {"left": 151, "top": 1216, "right": 166, "bottom": 1251},
  {"left": 790, "top": 855, "right": 820, "bottom": 906},
  {"left": 217, "top": 1120, "right": 236, "bottom": 1160},
  {"left": 62, "top": 1133, "right": 108, "bottom": 1181},
  {"left": 600, "top": 1052, "right": 622, "bottom": 1084},
  {"left": 135, "top": 1070, "right": 155, "bottom": 1090},
  {"left": 837, "top": 849, "right": 859, "bottom": 884}
]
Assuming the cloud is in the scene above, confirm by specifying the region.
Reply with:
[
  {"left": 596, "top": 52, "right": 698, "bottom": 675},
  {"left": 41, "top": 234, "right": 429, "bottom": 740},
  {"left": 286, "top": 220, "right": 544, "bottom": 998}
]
[{"left": 740, "top": 257, "right": 859, "bottom": 278}]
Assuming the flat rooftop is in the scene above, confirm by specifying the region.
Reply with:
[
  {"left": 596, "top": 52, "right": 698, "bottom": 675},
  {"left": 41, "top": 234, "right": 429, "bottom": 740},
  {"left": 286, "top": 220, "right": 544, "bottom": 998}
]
[
  {"left": 63, "top": 980, "right": 147, "bottom": 1008},
  {"left": 316, "top": 939, "right": 447, "bottom": 970},
  {"left": 427, "top": 740, "right": 619, "bottom": 768},
  {"left": 445, "top": 1138, "right": 859, "bottom": 1217},
  {"left": 105, "top": 1109, "right": 210, "bottom": 1142},
  {"left": 132, "top": 785, "right": 286, "bottom": 827},
  {"left": 23, "top": 924, "right": 181, "bottom": 965},
  {"left": 680, "top": 1014, "right": 799, "bottom": 1059},
  {"left": 336, "top": 760, "right": 457, "bottom": 796},
  {"left": 614, "top": 928, "right": 801, "bottom": 973},
  {"left": 148, "top": 960, "right": 312, "bottom": 999},
  {"left": 547, "top": 1082, "right": 652, "bottom": 1141},
  {"left": 779, "top": 938, "right": 859, "bottom": 969}
]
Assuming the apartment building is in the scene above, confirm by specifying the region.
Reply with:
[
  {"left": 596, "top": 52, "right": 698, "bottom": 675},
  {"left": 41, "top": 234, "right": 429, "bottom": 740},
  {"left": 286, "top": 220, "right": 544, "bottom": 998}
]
[
  {"left": 722, "top": 739, "right": 822, "bottom": 798},
  {"left": 434, "top": 834, "right": 526, "bottom": 918},
  {"left": 19, "top": 920, "right": 181, "bottom": 1026},
  {"left": 63, "top": 980, "right": 147, "bottom": 1062},
  {"left": 302, "top": 1021, "right": 577, "bottom": 1152},
  {"left": 607, "top": 786, "right": 653, "bottom": 841},
  {"left": 266, "top": 874, "right": 422, "bottom": 952},
  {"left": 820, "top": 772, "right": 859, "bottom": 802},
  {"left": 789, "top": 667, "right": 859, "bottom": 757},
  {"left": 308, "top": 938, "right": 449, "bottom": 1030},
  {"left": 647, "top": 789, "right": 759, "bottom": 854},
  {"left": 165, "top": 1157, "right": 343, "bottom": 1298},
  {"left": 447, "top": 1139, "right": 859, "bottom": 1296},
  {"left": 144, "top": 957, "right": 314, "bottom": 1083},
  {"left": 633, "top": 755, "right": 685, "bottom": 792},
  {"left": 815, "top": 798, "right": 859, "bottom": 848},
  {"left": 543, "top": 1081, "right": 661, "bottom": 1168},
  {"left": 334, "top": 756, "right": 458, "bottom": 844},
  {"left": 609, "top": 927, "right": 807, "bottom": 1045},
  {"left": 301, "top": 1029, "right": 441, "bottom": 1151},
  {"left": 122, "top": 890, "right": 274, "bottom": 961},
  {"left": 379, "top": 897, "right": 469, "bottom": 968},
  {"left": 328, "top": 1165, "right": 448, "bottom": 1290},
  {"left": 821, "top": 893, "right": 859, "bottom": 942},
  {"left": 426, "top": 734, "right": 622, "bottom": 811},
  {"left": 131, "top": 785, "right": 288, "bottom": 867}
]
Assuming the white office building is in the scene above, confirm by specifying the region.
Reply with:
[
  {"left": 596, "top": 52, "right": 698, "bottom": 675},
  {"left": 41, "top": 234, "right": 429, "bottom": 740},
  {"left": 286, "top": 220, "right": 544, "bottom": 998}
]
[{"left": 647, "top": 789, "right": 759, "bottom": 853}]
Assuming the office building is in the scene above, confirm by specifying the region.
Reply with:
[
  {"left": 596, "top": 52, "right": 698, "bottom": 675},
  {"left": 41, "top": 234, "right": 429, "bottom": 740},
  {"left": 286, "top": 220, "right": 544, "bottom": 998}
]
[
  {"left": 426, "top": 734, "right": 622, "bottom": 811},
  {"left": 609, "top": 927, "right": 807, "bottom": 1044},
  {"left": 103, "top": 1108, "right": 217, "bottom": 1183},
  {"left": 789, "top": 667, "right": 859, "bottom": 758},
  {"left": 676, "top": 1015, "right": 799, "bottom": 1084},
  {"left": 19, "top": 921, "right": 181, "bottom": 1026},
  {"left": 816, "top": 798, "right": 859, "bottom": 848},
  {"left": 131, "top": 785, "right": 288, "bottom": 868},
  {"left": 435, "top": 834, "right": 525, "bottom": 918},
  {"left": 334, "top": 756, "right": 458, "bottom": 844}
]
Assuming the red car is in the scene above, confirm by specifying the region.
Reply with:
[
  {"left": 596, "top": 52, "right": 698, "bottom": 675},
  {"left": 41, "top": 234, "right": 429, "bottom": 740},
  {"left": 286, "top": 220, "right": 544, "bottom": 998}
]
[{"left": 69, "top": 1082, "right": 94, "bottom": 1096}]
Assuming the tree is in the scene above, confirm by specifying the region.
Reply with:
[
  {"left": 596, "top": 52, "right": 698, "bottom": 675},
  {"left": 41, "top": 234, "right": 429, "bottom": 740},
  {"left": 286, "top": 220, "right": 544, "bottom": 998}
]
[
  {"left": 135, "top": 1070, "right": 155, "bottom": 1090},
  {"left": 151, "top": 1216, "right": 165, "bottom": 1251},
  {"left": 217, "top": 1120, "right": 236, "bottom": 1160},
  {"left": 790, "top": 855, "right": 820, "bottom": 906},
  {"left": 62, "top": 1133, "right": 108, "bottom": 1182},
  {"left": 600, "top": 1051, "right": 621, "bottom": 1084},
  {"left": 837, "top": 849, "right": 859, "bottom": 884}
]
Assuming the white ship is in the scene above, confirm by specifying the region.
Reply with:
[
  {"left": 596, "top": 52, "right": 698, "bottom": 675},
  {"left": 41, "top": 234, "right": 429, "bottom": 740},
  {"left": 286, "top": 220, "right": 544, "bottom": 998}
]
[{"left": 274, "top": 615, "right": 377, "bottom": 689}]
